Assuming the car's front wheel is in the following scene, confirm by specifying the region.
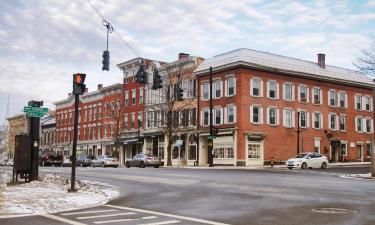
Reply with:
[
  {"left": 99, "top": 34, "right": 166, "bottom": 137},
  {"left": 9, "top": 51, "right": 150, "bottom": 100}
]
[
  {"left": 288, "top": 167, "right": 293, "bottom": 169},
  {"left": 125, "top": 162, "right": 130, "bottom": 168},
  {"left": 321, "top": 162, "right": 327, "bottom": 169},
  {"left": 80, "top": 162, "right": 83, "bottom": 167},
  {"left": 301, "top": 162, "right": 307, "bottom": 169},
  {"left": 91, "top": 163, "right": 94, "bottom": 168},
  {"left": 101, "top": 163, "right": 104, "bottom": 168},
  {"left": 140, "top": 161, "right": 145, "bottom": 168}
]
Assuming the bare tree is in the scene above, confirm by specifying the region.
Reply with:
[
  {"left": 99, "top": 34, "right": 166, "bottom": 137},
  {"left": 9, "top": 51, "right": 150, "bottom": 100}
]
[
  {"left": 0, "top": 124, "right": 8, "bottom": 158},
  {"left": 354, "top": 39, "right": 375, "bottom": 78},
  {"left": 104, "top": 100, "right": 125, "bottom": 157},
  {"left": 146, "top": 60, "right": 196, "bottom": 166}
]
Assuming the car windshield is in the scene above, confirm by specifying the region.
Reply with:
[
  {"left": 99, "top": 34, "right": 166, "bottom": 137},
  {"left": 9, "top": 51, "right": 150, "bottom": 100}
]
[{"left": 294, "top": 153, "right": 308, "bottom": 158}]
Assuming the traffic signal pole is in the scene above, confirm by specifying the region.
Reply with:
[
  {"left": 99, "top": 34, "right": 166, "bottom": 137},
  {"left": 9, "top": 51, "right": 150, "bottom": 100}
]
[{"left": 70, "top": 93, "right": 79, "bottom": 192}]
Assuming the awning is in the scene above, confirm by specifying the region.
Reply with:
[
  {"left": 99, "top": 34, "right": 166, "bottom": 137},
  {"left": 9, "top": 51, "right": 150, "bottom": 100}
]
[{"left": 120, "top": 138, "right": 139, "bottom": 144}]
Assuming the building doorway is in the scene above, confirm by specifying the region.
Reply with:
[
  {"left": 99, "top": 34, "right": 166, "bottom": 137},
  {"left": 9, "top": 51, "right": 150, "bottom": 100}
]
[
  {"left": 246, "top": 141, "right": 263, "bottom": 166},
  {"left": 357, "top": 144, "right": 363, "bottom": 162}
]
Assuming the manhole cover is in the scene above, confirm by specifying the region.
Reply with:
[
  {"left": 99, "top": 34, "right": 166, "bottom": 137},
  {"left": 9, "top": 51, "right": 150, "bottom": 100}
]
[{"left": 312, "top": 208, "right": 358, "bottom": 214}]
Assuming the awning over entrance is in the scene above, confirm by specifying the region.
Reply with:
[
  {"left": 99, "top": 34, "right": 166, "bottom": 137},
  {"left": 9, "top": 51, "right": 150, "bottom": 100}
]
[{"left": 119, "top": 138, "right": 139, "bottom": 144}]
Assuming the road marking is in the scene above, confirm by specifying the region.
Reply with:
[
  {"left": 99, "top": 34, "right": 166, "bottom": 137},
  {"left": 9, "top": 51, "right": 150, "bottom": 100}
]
[
  {"left": 77, "top": 212, "right": 136, "bottom": 220},
  {"left": 41, "top": 214, "right": 87, "bottom": 225},
  {"left": 105, "top": 205, "right": 230, "bottom": 225},
  {"left": 61, "top": 209, "right": 118, "bottom": 215},
  {"left": 139, "top": 220, "right": 180, "bottom": 225},
  {"left": 94, "top": 216, "right": 158, "bottom": 224}
]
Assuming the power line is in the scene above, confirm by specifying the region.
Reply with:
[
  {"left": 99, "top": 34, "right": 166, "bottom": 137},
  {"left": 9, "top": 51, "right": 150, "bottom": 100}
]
[{"left": 84, "top": 0, "right": 142, "bottom": 57}]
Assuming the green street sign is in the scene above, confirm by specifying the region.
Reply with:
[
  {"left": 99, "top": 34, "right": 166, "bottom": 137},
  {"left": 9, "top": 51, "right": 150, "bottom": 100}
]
[
  {"left": 208, "top": 135, "right": 216, "bottom": 140},
  {"left": 27, "top": 111, "right": 45, "bottom": 117},
  {"left": 24, "top": 106, "right": 48, "bottom": 117},
  {"left": 26, "top": 107, "right": 48, "bottom": 113},
  {"left": 23, "top": 106, "right": 31, "bottom": 112}
]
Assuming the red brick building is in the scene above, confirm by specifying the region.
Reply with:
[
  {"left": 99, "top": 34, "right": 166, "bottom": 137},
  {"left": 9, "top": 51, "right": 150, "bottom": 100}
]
[
  {"left": 196, "top": 49, "right": 374, "bottom": 166},
  {"left": 54, "top": 83, "right": 122, "bottom": 157}
]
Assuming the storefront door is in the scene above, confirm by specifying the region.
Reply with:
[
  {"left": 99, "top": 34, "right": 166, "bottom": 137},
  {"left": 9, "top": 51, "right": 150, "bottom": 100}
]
[
  {"left": 357, "top": 144, "right": 363, "bottom": 162},
  {"left": 246, "top": 141, "right": 263, "bottom": 166}
]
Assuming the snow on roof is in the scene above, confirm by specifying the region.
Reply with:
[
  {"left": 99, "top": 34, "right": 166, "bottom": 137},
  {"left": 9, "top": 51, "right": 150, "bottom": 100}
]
[{"left": 195, "top": 48, "right": 373, "bottom": 87}]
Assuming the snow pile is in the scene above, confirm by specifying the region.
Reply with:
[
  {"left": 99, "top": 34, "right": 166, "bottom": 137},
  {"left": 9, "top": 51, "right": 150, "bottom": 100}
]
[
  {"left": 339, "top": 173, "right": 375, "bottom": 179},
  {"left": 0, "top": 172, "right": 119, "bottom": 217}
]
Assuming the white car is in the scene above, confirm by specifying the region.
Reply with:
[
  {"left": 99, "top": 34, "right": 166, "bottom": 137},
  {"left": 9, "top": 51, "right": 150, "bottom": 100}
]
[{"left": 286, "top": 152, "right": 328, "bottom": 169}]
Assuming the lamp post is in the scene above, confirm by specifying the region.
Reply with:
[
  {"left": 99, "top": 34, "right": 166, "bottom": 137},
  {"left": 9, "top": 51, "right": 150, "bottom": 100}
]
[
  {"left": 137, "top": 114, "right": 142, "bottom": 154},
  {"left": 296, "top": 112, "right": 301, "bottom": 155}
]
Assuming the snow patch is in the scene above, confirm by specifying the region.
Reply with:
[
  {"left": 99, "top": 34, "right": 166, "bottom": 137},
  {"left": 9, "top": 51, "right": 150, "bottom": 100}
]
[
  {"left": 339, "top": 173, "right": 375, "bottom": 180},
  {"left": 0, "top": 170, "right": 120, "bottom": 217}
]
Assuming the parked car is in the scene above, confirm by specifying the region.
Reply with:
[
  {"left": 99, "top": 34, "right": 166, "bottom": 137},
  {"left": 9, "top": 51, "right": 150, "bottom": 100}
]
[
  {"left": 91, "top": 155, "right": 119, "bottom": 168},
  {"left": 39, "top": 151, "right": 63, "bottom": 166},
  {"left": 61, "top": 156, "right": 72, "bottom": 167},
  {"left": 125, "top": 154, "right": 161, "bottom": 168},
  {"left": 286, "top": 152, "right": 328, "bottom": 169},
  {"left": 76, "top": 155, "right": 96, "bottom": 167}
]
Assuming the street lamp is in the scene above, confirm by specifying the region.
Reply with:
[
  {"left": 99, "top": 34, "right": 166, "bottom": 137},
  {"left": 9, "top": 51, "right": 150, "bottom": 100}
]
[{"left": 137, "top": 114, "right": 142, "bottom": 154}]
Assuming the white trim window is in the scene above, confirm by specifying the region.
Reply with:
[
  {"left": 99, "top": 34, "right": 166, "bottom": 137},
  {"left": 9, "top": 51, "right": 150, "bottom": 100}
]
[
  {"left": 226, "top": 105, "right": 236, "bottom": 124},
  {"left": 250, "top": 78, "right": 263, "bottom": 97},
  {"left": 283, "top": 83, "right": 294, "bottom": 101},
  {"left": 124, "top": 113, "right": 128, "bottom": 129},
  {"left": 355, "top": 116, "right": 363, "bottom": 132},
  {"left": 339, "top": 115, "right": 346, "bottom": 131},
  {"left": 328, "top": 90, "right": 336, "bottom": 107},
  {"left": 267, "top": 80, "right": 278, "bottom": 99},
  {"left": 267, "top": 107, "right": 279, "bottom": 126},
  {"left": 340, "top": 142, "right": 348, "bottom": 156},
  {"left": 298, "top": 85, "right": 309, "bottom": 103},
  {"left": 298, "top": 111, "right": 309, "bottom": 128},
  {"left": 214, "top": 108, "right": 223, "bottom": 125},
  {"left": 225, "top": 76, "right": 236, "bottom": 97},
  {"left": 139, "top": 88, "right": 144, "bottom": 104},
  {"left": 213, "top": 79, "right": 222, "bottom": 99},
  {"left": 250, "top": 105, "right": 263, "bottom": 124},
  {"left": 312, "top": 87, "right": 322, "bottom": 105},
  {"left": 338, "top": 92, "right": 347, "bottom": 108},
  {"left": 132, "top": 89, "right": 136, "bottom": 105},
  {"left": 312, "top": 112, "right": 322, "bottom": 129},
  {"left": 283, "top": 108, "right": 295, "bottom": 128},
  {"left": 188, "top": 79, "right": 196, "bottom": 98},
  {"left": 201, "top": 82, "right": 210, "bottom": 100},
  {"left": 365, "top": 118, "right": 373, "bottom": 133},
  {"left": 364, "top": 96, "right": 372, "bottom": 111},
  {"left": 355, "top": 95, "right": 362, "bottom": 110},
  {"left": 201, "top": 109, "right": 210, "bottom": 126},
  {"left": 328, "top": 113, "right": 338, "bottom": 130}
]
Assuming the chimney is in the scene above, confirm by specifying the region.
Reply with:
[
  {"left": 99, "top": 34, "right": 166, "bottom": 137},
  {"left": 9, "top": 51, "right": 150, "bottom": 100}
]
[
  {"left": 178, "top": 53, "right": 189, "bottom": 61},
  {"left": 84, "top": 88, "right": 88, "bottom": 93},
  {"left": 317, "top": 53, "right": 325, "bottom": 68},
  {"left": 98, "top": 84, "right": 103, "bottom": 90}
]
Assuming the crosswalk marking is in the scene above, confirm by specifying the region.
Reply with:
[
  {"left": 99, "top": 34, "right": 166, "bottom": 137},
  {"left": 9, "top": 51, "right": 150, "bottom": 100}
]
[
  {"left": 138, "top": 220, "right": 180, "bottom": 225},
  {"left": 105, "top": 205, "right": 230, "bottom": 225},
  {"left": 61, "top": 209, "right": 118, "bottom": 216},
  {"left": 77, "top": 212, "right": 136, "bottom": 220},
  {"left": 94, "top": 216, "right": 158, "bottom": 224},
  {"left": 41, "top": 214, "right": 87, "bottom": 225}
]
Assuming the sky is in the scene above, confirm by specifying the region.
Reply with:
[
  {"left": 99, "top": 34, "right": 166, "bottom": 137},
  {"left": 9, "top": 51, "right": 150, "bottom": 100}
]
[{"left": 0, "top": 0, "right": 374, "bottom": 123}]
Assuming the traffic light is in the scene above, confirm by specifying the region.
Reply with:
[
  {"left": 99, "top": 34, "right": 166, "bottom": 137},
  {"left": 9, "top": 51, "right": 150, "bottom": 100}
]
[
  {"left": 102, "top": 50, "right": 110, "bottom": 71},
  {"left": 152, "top": 68, "right": 162, "bottom": 90},
  {"left": 73, "top": 73, "right": 86, "bottom": 95},
  {"left": 177, "top": 86, "right": 183, "bottom": 101},
  {"left": 135, "top": 59, "right": 148, "bottom": 84}
]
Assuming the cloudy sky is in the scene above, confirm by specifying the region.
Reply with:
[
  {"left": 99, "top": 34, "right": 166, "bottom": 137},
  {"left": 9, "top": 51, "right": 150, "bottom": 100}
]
[{"left": 0, "top": 0, "right": 374, "bottom": 123}]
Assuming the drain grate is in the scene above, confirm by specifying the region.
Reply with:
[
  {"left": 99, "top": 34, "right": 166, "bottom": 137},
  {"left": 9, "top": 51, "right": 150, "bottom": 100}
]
[{"left": 312, "top": 208, "right": 358, "bottom": 214}]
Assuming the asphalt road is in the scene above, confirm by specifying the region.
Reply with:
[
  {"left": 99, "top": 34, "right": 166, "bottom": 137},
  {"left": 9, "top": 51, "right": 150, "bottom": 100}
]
[{"left": 1, "top": 166, "right": 374, "bottom": 225}]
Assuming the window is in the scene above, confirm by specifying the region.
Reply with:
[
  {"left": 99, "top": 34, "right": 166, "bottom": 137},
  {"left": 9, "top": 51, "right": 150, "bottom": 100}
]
[
  {"left": 284, "top": 109, "right": 293, "bottom": 128},
  {"left": 188, "top": 145, "right": 197, "bottom": 160},
  {"left": 213, "top": 147, "right": 234, "bottom": 158},
  {"left": 132, "top": 89, "right": 136, "bottom": 105},
  {"left": 189, "top": 108, "right": 196, "bottom": 126},
  {"left": 355, "top": 95, "right": 362, "bottom": 110},
  {"left": 227, "top": 105, "right": 236, "bottom": 123},
  {"left": 202, "top": 82, "right": 209, "bottom": 100},
  {"left": 268, "top": 108, "right": 277, "bottom": 125},
  {"left": 313, "top": 112, "right": 322, "bottom": 129},
  {"left": 365, "top": 118, "right": 372, "bottom": 133},
  {"left": 98, "top": 107, "right": 101, "bottom": 119},
  {"left": 251, "top": 78, "right": 262, "bottom": 97},
  {"left": 226, "top": 76, "right": 236, "bottom": 96},
  {"left": 366, "top": 143, "right": 372, "bottom": 158},
  {"left": 329, "top": 90, "right": 336, "bottom": 107},
  {"left": 329, "top": 114, "right": 337, "bottom": 130},
  {"left": 188, "top": 79, "right": 196, "bottom": 98},
  {"left": 340, "top": 142, "right": 347, "bottom": 156},
  {"left": 365, "top": 96, "right": 371, "bottom": 111},
  {"left": 125, "top": 92, "right": 129, "bottom": 106},
  {"left": 356, "top": 117, "right": 363, "bottom": 132},
  {"left": 299, "top": 111, "right": 307, "bottom": 128},
  {"left": 268, "top": 81, "right": 278, "bottom": 99},
  {"left": 340, "top": 115, "right": 346, "bottom": 131},
  {"left": 124, "top": 72, "right": 128, "bottom": 83},
  {"left": 138, "top": 112, "right": 143, "bottom": 128},
  {"left": 214, "top": 108, "right": 222, "bottom": 125},
  {"left": 213, "top": 80, "right": 222, "bottom": 98},
  {"left": 299, "top": 86, "right": 308, "bottom": 103},
  {"left": 313, "top": 88, "right": 321, "bottom": 104},
  {"left": 314, "top": 139, "right": 321, "bottom": 153},
  {"left": 131, "top": 113, "right": 135, "bottom": 129},
  {"left": 139, "top": 88, "right": 144, "bottom": 104},
  {"left": 339, "top": 92, "right": 347, "bottom": 108},
  {"left": 124, "top": 113, "right": 128, "bottom": 129},
  {"left": 202, "top": 109, "right": 209, "bottom": 126},
  {"left": 284, "top": 83, "right": 293, "bottom": 101},
  {"left": 250, "top": 106, "right": 262, "bottom": 124}
]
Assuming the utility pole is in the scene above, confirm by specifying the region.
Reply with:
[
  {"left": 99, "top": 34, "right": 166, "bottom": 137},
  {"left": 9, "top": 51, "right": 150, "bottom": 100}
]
[
  {"left": 28, "top": 100, "right": 43, "bottom": 181},
  {"left": 296, "top": 112, "right": 301, "bottom": 155},
  {"left": 70, "top": 73, "right": 86, "bottom": 192},
  {"left": 208, "top": 66, "right": 214, "bottom": 167}
]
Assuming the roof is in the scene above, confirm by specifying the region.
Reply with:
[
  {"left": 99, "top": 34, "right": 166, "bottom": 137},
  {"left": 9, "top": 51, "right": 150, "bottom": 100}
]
[{"left": 195, "top": 48, "right": 374, "bottom": 88}]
